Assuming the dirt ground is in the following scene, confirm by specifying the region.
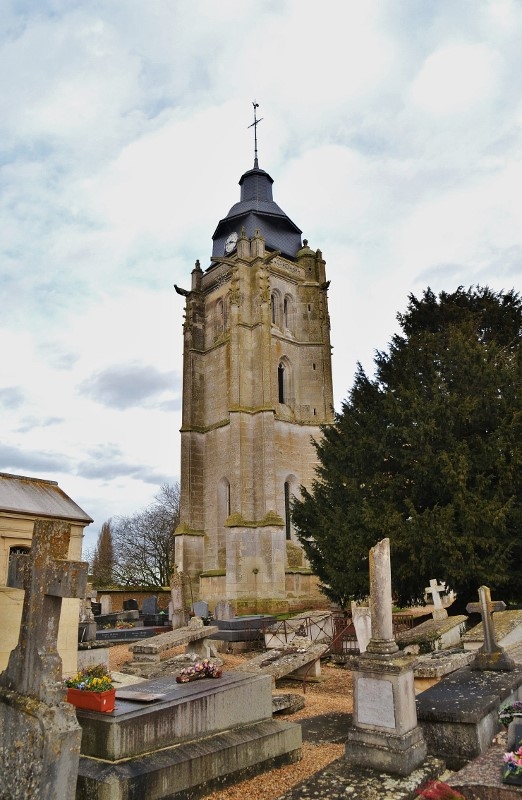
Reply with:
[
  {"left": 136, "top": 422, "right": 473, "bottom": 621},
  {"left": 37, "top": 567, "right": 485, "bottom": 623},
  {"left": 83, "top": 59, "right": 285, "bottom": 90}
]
[{"left": 108, "top": 642, "right": 353, "bottom": 800}]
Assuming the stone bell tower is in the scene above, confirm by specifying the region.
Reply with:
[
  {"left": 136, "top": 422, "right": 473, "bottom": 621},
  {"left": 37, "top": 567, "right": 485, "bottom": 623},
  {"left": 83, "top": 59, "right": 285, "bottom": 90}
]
[{"left": 175, "top": 123, "right": 334, "bottom": 613}]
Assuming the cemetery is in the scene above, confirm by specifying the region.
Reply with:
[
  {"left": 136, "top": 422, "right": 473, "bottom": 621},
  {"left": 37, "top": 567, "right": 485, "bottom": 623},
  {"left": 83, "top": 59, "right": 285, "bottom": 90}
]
[{"left": 3, "top": 519, "right": 522, "bottom": 799}]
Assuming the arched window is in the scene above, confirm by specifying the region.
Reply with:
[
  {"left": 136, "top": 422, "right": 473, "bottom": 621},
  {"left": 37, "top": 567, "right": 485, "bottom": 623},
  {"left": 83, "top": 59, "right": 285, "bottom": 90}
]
[
  {"left": 283, "top": 294, "right": 294, "bottom": 332},
  {"left": 283, "top": 475, "right": 299, "bottom": 541},
  {"left": 271, "top": 290, "right": 282, "bottom": 327},
  {"left": 218, "top": 478, "right": 231, "bottom": 523},
  {"left": 217, "top": 478, "right": 231, "bottom": 570},
  {"left": 277, "top": 357, "right": 293, "bottom": 405},
  {"left": 284, "top": 481, "right": 291, "bottom": 540},
  {"left": 278, "top": 363, "right": 285, "bottom": 403}
]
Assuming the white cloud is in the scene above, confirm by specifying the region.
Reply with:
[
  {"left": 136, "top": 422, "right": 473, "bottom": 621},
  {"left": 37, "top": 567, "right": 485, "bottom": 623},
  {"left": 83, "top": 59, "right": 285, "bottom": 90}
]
[
  {"left": 409, "top": 43, "right": 502, "bottom": 115},
  {"left": 1, "top": 0, "right": 521, "bottom": 550}
]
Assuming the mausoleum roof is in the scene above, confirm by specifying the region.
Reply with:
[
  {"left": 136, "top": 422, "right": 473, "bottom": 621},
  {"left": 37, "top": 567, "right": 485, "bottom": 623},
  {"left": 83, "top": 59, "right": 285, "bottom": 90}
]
[
  {"left": 0, "top": 472, "right": 93, "bottom": 524},
  {"left": 211, "top": 161, "right": 302, "bottom": 260}
]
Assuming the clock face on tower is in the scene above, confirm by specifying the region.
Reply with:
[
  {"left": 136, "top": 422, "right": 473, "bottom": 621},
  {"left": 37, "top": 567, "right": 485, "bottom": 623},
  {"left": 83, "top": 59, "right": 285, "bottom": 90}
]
[{"left": 224, "top": 231, "right": 238, "bottom": 255}]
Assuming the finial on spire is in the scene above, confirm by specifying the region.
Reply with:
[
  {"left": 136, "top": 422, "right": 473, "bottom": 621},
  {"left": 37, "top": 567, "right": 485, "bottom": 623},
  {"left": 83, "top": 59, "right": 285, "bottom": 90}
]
[{"left": 248, "top": 101, "right": 263, "bottom": 168}]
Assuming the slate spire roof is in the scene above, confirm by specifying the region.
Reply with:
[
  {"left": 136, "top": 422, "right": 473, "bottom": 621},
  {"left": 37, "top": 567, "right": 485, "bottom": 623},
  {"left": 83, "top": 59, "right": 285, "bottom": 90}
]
[{"left": 211, "top": 160, "right": 302, "bottom": 261}]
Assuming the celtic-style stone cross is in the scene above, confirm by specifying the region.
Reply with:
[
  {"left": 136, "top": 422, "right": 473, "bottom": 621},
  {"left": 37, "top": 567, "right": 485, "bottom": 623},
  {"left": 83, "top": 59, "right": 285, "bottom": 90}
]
[
  {"left": 466, "top": 585, "right": 515, "bottom": 671},
  {"left": 0, "top": 518, "right": 88, "bottom": 704}
]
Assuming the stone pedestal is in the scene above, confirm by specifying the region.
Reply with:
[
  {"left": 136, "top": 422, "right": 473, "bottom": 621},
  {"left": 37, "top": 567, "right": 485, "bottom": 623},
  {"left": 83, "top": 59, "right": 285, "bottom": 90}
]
[{"left": 345, "top": 653, "right": 427, "bottom": 776}]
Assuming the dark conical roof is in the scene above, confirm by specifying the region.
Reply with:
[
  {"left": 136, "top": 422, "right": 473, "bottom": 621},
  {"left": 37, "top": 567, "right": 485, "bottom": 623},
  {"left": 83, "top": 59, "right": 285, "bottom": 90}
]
[{"left": 212, "top": 162, "right": 302, "bottom": 260}]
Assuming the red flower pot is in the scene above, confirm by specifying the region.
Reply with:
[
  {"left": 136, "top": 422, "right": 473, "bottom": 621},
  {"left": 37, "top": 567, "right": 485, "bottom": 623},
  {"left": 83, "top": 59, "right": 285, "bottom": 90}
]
[{"left": 66, "top": 687, "right": 116, "bottom": 713}]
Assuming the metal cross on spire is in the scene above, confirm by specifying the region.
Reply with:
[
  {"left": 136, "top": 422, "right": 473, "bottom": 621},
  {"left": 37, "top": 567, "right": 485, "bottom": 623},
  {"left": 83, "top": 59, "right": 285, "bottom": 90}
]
[{"left": 248, "top": 101, "right": 263, "bottom": 168}]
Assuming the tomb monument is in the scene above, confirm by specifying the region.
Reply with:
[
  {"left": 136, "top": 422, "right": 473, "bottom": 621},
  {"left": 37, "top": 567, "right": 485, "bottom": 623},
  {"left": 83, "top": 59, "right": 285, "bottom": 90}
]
[
  {"left": 0, "top": 518, "right": 88, "bottom": 800},
  {"left": 345, "top": 538, "right": 427, "bottom": 775}
]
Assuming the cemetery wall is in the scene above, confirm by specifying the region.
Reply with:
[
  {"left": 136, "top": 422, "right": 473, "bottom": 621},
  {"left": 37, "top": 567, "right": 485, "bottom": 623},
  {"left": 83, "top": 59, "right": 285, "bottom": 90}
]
[{"left": 93, "top": 588, "right": 171, "bottom": 612}]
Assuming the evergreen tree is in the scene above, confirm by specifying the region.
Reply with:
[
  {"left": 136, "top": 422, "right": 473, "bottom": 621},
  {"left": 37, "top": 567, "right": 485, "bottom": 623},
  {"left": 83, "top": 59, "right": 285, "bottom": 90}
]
[
  {"left": 91, "top": 520, "right": 115, "bottom": 587},
  {"left": 292, "top": 286, "right": 522, "bottom": 609}
]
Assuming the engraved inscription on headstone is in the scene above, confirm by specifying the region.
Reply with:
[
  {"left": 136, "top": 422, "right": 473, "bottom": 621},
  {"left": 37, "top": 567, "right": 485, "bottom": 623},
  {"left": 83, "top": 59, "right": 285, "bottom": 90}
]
[{"left": 357, "top": 677, "right": 396, "bottom": 728}]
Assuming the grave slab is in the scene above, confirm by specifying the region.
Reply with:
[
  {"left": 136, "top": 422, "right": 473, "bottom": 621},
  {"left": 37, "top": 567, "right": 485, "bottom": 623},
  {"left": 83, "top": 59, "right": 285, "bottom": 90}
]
[
  {"left": 74, "top": 671, "right": 302, "bottom": 800},
  {"left": 76, "top": 719, "right": 301, "bottom": 800},
  {"left": 463, "top": 610, "right": 522, "bottom": 651},
  {"left": 77, "top": 672, "right": 273, "bottom": 760},
  {"left": 129, "top": 624, "right": 219, "bottom": 661},
  {"left": 397, "top": 615, "right": 467, "bottom": 654},
  {"left": 448, "top": 736, "right": 522, "bottom": 800},
  {"left": 233, "top": 642, "right": 325, "bottom": 684},
  {"left": 416, "top": 664, "right": 522, "bottom": 768},
  {"left": 412, "top": 648, "right": 475, "bottom": 692}
]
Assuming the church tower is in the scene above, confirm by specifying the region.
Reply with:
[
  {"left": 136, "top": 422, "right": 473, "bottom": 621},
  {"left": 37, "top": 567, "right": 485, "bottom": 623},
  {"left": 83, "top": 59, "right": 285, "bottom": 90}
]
[{"left": 175, "top": 115, "right": 334, "bottom": 613}]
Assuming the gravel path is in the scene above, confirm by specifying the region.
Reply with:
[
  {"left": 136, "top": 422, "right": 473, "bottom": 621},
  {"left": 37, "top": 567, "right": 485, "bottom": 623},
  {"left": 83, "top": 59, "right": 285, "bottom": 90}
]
[{"left": 108, "top": 642, "right": 354, "bottom": 799}]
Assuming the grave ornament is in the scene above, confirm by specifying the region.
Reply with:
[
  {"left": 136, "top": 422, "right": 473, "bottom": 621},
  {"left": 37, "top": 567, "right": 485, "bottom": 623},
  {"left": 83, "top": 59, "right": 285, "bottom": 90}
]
[
  {"left": 345, "top": 537, "right": 427, "bottom": 776},
  {"left": 425, "top": 578, "right": 448, "bottom": 621},
  {"left": 0, "top": 518, "right": 89, "bottom": 800},
  {"left": 466, "top": 585, "right": 515, "bottom": 671}
]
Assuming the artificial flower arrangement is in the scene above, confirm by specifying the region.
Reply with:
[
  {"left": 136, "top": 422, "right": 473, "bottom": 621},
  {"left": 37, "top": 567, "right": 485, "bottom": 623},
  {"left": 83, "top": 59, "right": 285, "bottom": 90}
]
[
  {"left": 503, "top": 745, "right": 522, "bottom": 781},
  {"left": 416, "top": 781, "right": 465, "bottom": 799},
  {"left": 65, "top": 664, "right": 114, "bottom": 692},
  {"left": 498, "top": 701, "right": 522, "bottom": 727},
  {"left": 176, "top": 658, "right": 222, "bottom": 683},
  {"left": 498, "top": 702, "right": 522, "bottom": 784}
]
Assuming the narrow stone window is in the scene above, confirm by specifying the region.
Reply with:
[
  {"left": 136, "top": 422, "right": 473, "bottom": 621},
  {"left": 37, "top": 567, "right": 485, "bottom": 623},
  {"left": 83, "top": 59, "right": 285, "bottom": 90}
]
[
  {"left": 284, "top": 481, "right": 291, "bottom": 540},
  {"left": 278, "top": 363, "right": 285, "bottom": 403}
]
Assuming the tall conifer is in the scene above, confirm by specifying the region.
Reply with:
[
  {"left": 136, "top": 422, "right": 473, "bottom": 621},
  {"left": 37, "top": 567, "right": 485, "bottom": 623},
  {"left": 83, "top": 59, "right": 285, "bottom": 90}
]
[{"left": 293, "top": 286, "right": 522, "bottom": 608}]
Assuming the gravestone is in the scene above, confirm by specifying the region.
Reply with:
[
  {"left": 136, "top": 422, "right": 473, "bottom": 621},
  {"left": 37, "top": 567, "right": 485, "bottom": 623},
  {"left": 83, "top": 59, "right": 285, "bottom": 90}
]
[
  {"left": 351, "top": 601, "right": 371, "bottom": 653},
  {"left": 79, "top": 584, "right": 97, "bottom": 642},
  {"left": 123, "top": 599, "right": 139, "bottom": 611},
  {"left": 425, "top": 579, "right": 448, "bottom": 621},
  {"left": 142, "top": 596, "right": 159, "bottom": 615},
  {"left": 345, "top": 538, "right": 427, "bottom": 776},
  {"left": 193, "top": 600, "right": 209, "bottom": 619},
  {"left": 99, "top": 594, "right": 112, "bottom": 615},
  {"left": 215, "top": 600, "right": 235, "bottom": 621},
  {"left": 466, "top": 586, "right": 515, "bottom": 671},
  {"left": 0, "top": 518, "right": 88, "bottom": 800},
  {"left": 169, "top": 567, "right": 187, "bottom": 629}
]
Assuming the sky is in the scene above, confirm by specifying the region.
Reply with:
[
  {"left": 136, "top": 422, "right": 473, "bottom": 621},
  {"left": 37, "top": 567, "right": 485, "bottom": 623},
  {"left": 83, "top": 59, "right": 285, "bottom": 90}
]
[{"left": 1, "top": 0, "right": 521, "bottom": 554}]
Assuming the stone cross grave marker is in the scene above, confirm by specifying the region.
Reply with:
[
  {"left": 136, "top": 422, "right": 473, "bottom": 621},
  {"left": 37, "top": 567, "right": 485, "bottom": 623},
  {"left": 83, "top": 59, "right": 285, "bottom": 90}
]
[
  {"left": 425, "top": 578, "right": 448, "bottom": 621},
  {"left": 466, "top": 585, "right": 515, "bottom": 671},
  {"left": 0, "top": 518, "right": 89, "bottom": 800},
  {"left": 2, "top": 517, "right": 88, "bottom": 704}
]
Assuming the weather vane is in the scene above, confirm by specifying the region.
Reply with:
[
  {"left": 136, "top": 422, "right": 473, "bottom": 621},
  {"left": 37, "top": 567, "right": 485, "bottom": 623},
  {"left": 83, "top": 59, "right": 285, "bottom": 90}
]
[{"left": 248, "top": 101, "right": 263, "bottom": 168}]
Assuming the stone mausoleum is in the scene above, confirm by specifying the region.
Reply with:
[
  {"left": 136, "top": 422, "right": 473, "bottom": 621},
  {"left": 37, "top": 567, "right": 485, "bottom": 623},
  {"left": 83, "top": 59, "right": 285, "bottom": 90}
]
[
  {"left": 174, "top": 147, "right": 334, "bottom": 614},
  {"left": 0, "top": 471, "right": 92, "bottom": 673}
]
